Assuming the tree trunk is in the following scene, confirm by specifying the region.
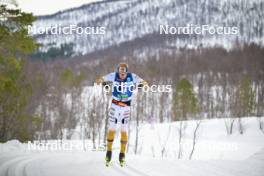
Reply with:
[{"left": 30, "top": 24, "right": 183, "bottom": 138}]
[{"left": 189, "top": 121, "right": 201, "bottom": 159}]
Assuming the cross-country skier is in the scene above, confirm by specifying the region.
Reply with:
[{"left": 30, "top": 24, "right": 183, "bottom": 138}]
[{"left": 96, "top": 63, "right": 147, "bottom": 167}]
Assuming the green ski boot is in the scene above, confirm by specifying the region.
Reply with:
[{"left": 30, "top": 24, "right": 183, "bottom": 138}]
[
  {"left": 105, "top": 151, "right": 112, "bottom": 167},
  {"left": 119, "top": 153, "right": 125, "bottom": 167}
]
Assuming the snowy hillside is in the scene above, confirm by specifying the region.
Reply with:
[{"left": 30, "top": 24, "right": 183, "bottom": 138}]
[
  {"left": 0, "top": 117, "right": 264, "bottom": 176},
  {"left": 127, "top": 117, "right": 264, "bottom": 160},
  {"left": 32, "top": 0, "right": 264, "bottom": 56}
]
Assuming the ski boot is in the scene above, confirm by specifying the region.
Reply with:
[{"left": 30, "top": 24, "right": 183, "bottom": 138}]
[
  {"left": 119, "top": 153, "right": 125, "bottom": 167},
  {"left": 105, "top": 151, "right": 112, "bottom": 167}
]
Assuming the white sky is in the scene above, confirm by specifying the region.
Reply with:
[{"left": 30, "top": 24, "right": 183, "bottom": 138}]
[{"left": 16, "top": 0, "right": 102, "bottom": 15}]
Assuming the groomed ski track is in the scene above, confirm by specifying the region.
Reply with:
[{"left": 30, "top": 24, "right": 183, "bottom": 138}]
[{"left": 0, "top": 149, "right": 264, "bottom": 176}]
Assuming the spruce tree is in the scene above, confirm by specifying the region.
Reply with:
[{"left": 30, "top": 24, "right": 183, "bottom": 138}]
[
  {"left": 173, "top": 78, "right": 199, "bottom": 120},
  {"left": 0, "top": 3, "right": 39, "bottom": 142}
]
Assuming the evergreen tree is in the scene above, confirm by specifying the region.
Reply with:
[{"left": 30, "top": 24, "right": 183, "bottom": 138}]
[
  {"left": 236, "top": 76, "right": 256, "bottom": 117},
  {"left": 173, "top": 78, "right": 199, "bottom": 120},
  {"left": 233, "top": 76, "right": 256, "bottom": 134},
  {"left": 172, "top": 78, "right": 200, "bottom": 159},
  {"left": 0, "top": 3, "right": 39, "bottom": 142}
]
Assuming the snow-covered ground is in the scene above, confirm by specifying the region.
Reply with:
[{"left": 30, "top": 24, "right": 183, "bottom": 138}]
[
  {"left": 0, "top": 117, "right": 264, "bottom": 176},
  {"left": 126, "top": 117, "right": 264, "bottom": 160}
]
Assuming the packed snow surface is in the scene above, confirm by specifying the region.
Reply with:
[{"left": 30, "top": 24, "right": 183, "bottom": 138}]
[{"left": 0, "top": 117, "right": 264, "bottom": 176}]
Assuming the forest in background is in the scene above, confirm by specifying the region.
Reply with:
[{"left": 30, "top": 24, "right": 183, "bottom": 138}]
[
  {"left": 10, "top": 43, "right": 263, "bottom": 145},
  {"left": 1, "top": 2, "right": 264, "bottom": 145}
]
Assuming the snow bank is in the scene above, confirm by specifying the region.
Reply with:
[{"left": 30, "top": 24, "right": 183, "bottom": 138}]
[
  {"left": 0, "top": 117, "right": 264, "bottom": 176},
  {"left": 125, "top": 117, "right": 264, "bottom": 160},
  {"left": 1, "top": 117, "right": 264, "bottom": 161},
  {"left": 0, "top": 140, "right": 26, "bottom": 153}
]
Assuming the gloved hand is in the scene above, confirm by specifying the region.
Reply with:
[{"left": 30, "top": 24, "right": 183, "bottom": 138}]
[
  {"left": 96, "top": 77, "right": 104, "bottom": 85},
  {"left": 137, "top": 80, "right": 148, "bottom": 88}
]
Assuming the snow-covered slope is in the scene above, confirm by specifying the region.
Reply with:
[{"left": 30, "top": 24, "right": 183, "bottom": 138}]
[
  {"left": 0, "top": 150, "right": 264, "bottom": 176},
  {"left": 119, "top": 117, "right": 264, "bottom": 160},
  {"left": 32, "top": 0, "right": 264, "bottom": 56},
  {"left": 0, "top": 117, "right": 264, "bottom": 176}
]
